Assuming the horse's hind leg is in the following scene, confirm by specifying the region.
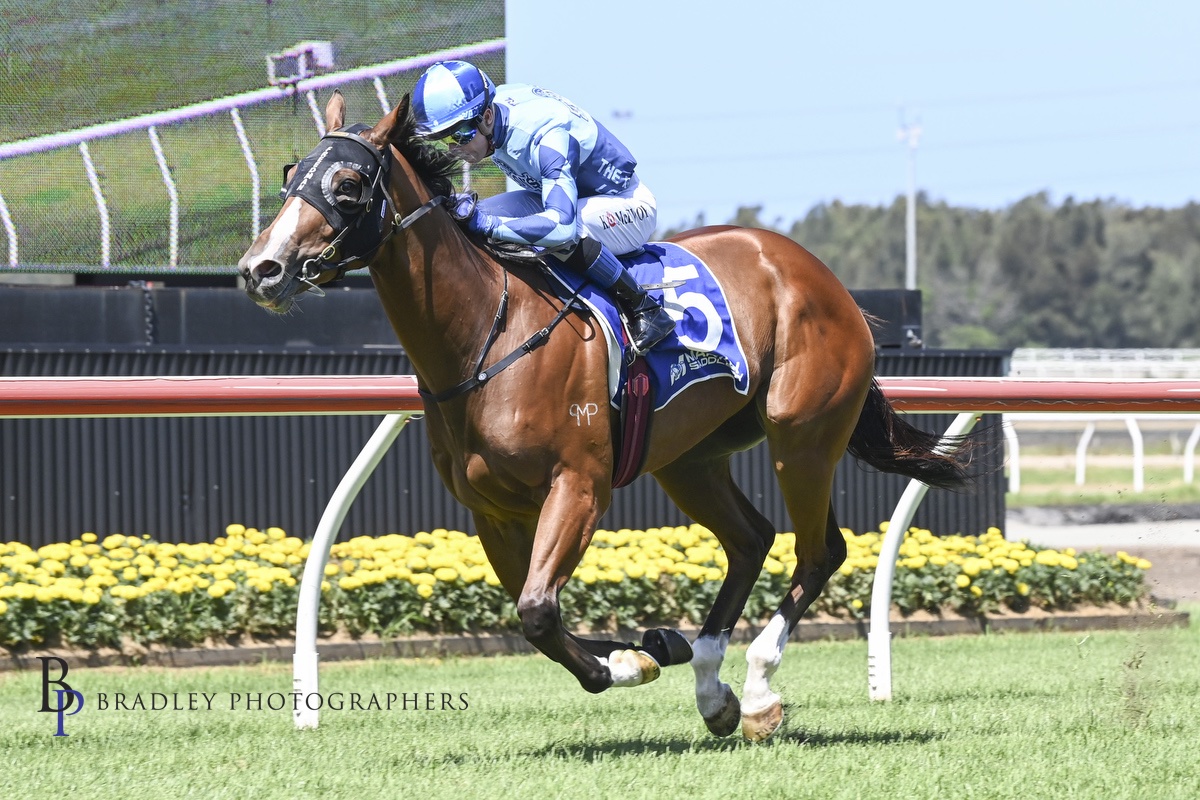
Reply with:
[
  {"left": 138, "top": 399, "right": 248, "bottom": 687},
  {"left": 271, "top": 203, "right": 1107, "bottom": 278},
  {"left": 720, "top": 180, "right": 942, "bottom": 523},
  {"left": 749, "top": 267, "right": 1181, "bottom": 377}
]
[
  {"left": 654, "top": 456, "right": 776, "bottom": 737},
  {"left": 741, "top": 437, "right": 850, "bottom": 741}
]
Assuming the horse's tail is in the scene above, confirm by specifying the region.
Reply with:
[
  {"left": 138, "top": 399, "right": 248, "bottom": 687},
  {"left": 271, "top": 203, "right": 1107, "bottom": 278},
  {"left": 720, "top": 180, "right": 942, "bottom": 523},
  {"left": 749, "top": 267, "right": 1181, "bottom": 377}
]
[{"left": 846, "top": 379, "right": 973, "bottom": 491}]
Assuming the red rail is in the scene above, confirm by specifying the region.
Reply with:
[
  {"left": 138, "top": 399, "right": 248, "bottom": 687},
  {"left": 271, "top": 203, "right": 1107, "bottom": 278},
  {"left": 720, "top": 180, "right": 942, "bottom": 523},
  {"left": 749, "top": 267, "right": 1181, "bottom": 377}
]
[
  {"left": 0, "top": 375, "right": 423, "bottom": 417},
  {"left": 880, "top": 377, "right": 1200, "bottom": 412},
  {"left": 1, "top": 375, "right": 1199, "bottom": 418}
]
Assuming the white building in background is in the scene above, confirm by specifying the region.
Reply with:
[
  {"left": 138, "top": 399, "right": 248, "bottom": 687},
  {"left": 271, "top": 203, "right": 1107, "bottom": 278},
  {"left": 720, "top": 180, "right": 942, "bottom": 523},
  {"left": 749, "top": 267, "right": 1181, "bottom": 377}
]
[{"left": 1010, "top": 349, "right": 1200, "bottom": 379}]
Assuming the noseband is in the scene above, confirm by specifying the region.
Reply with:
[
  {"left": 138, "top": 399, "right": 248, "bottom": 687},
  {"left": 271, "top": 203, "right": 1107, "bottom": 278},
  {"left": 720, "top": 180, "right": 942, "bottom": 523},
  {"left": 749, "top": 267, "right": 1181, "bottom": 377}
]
[{"left": 281, "top": 128, "right": 444, "bottom": 295}]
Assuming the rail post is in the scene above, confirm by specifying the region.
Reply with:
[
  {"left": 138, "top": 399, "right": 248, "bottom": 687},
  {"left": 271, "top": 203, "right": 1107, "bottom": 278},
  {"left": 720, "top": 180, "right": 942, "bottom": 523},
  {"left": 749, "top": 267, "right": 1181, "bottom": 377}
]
[
  {"left": 293, "top": 411, "right": 418, "bottom": 730},
  {"left": 868, "top": 411, "right": 980, "bottom": 702}
]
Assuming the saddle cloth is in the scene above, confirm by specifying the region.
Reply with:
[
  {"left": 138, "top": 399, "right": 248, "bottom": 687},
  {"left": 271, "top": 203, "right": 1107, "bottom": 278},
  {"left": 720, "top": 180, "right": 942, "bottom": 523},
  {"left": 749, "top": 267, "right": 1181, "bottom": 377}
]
[{"left": 544, "top": 242, "right": 751, "bottom": 411}]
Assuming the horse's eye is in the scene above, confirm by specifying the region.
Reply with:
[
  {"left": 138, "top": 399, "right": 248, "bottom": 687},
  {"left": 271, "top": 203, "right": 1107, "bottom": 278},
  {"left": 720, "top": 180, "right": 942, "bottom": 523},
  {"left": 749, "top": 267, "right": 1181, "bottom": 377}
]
[{"left": 333, "top": 178, "right": 364, "bottom": 211}]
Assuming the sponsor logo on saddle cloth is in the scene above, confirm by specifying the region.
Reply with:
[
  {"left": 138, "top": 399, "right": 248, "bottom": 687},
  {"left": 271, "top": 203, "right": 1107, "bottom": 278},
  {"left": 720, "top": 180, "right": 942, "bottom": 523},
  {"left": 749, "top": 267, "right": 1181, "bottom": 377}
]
[{"left": 546, "top": 242, "right": 750, "bottom": 411}]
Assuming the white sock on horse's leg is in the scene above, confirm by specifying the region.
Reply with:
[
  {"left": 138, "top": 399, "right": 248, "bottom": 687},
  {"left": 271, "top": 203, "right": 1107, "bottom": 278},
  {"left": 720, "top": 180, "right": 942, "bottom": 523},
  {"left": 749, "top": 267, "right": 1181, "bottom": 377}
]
[
  {"left": 691, "top": 632, "right": 732, "bottom": 718},
  {"left": 601, "top": 648, "right": 661, "bottom": 687},
  {"left": 743, "top": 612, "right": 788, "bottom": 714}
]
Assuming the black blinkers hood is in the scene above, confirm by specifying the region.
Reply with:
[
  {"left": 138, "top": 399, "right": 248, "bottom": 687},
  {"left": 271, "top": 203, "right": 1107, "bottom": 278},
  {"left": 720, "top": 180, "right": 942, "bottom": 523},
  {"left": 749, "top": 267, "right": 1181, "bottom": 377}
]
[{"left": 282, "top": 123, "right": 389, "bottom": 231}]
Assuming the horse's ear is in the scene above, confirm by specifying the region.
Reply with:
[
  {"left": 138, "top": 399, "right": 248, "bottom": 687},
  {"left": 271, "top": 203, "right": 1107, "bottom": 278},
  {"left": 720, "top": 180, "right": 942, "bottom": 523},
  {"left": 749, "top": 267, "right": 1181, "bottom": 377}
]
[
  {"left": 366, "top": 93, "right": 410, "bottom": 148},
  {"left": 325, "top": 90, "right": 346, "bottom": 132}
]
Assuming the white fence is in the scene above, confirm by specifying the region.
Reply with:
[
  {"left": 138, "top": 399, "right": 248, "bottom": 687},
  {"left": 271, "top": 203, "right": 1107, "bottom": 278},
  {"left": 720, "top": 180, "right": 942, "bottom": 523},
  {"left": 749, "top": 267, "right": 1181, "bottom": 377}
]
[{"left": 1003, "top": 413, "right": 1200, "bottom": 492}]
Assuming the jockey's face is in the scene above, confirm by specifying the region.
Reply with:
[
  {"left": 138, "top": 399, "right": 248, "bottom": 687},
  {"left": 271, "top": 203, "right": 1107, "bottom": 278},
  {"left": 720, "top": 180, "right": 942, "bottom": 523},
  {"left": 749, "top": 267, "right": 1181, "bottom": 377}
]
[{"left": 448, "top": 106, "right": 494, "bottom": 165}]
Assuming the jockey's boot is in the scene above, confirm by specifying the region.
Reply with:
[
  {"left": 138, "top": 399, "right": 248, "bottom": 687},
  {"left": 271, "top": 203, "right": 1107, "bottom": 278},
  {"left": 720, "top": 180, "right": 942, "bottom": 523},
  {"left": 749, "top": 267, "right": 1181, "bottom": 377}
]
[
  {"left": 563, "top": 238, "right": 675, "bottom": 353},
  {"left": 608, "top": 269, "right": 675, "bottom": 353}
]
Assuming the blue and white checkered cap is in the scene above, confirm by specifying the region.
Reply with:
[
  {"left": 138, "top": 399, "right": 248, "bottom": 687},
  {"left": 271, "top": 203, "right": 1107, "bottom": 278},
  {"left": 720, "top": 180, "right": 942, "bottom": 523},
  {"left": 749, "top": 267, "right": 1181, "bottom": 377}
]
[{"left": 411, "top": 61, "right": 496, "bottom": 137}]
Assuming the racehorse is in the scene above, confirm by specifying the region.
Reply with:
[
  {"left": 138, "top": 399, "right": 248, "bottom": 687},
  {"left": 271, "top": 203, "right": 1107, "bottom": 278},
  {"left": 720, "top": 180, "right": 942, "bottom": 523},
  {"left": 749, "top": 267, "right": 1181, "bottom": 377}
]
[{"left": 238, "top": 91, "right": 971, "bottom": 742}]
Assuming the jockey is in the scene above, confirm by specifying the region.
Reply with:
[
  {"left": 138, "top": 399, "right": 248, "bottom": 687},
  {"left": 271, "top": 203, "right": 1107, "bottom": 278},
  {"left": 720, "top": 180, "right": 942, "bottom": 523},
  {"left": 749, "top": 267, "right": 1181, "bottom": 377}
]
[{"left": 411, "top": 60, "right": 675, "bottom": 354}]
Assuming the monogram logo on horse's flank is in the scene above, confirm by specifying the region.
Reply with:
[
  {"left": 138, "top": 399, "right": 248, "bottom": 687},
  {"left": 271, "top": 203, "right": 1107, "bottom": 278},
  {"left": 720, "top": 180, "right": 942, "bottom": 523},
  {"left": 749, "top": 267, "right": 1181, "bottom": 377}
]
[{"left": 569, "top": 403, "right": 599, "bottom": 426}]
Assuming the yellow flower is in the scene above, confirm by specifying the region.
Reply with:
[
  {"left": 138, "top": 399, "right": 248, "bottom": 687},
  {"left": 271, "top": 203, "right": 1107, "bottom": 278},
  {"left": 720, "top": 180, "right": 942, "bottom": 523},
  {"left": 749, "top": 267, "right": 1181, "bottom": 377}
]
[
  {"left": 1136, "top": 559, "right": 1152, "bottom": 571},
  {"left": 970, "top": 586, "right": 983, "bottom": 597},
  {"left": 851, "top": 599, "right": 863, "bottom": 610},
  {"left": 81, "top": 532, "right": 97, "bottom": 543},
  {"left": 955, "top": 574, "right": 971, "bottom": 588},
  {"left": 416, "top": 583, "right": 434, "bottom": 598},
  {"left": 433, "top": 567, "right": 458, "bottom": 583},
  {"left": 1035, "top": 550, "right": 1061, "bottom": 567},
  {"left": 1016, "top": 582, "right": 1030, "bottom": 596},
  {"left": 0, "top": 600, "right": 6, "bottom": 614}
]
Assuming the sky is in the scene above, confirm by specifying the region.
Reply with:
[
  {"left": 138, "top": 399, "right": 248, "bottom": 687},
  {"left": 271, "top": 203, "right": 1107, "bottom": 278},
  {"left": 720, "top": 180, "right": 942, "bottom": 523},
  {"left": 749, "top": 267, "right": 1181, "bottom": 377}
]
[{"left": 506, "top": 0, "right": 1200, "bottom": 231}]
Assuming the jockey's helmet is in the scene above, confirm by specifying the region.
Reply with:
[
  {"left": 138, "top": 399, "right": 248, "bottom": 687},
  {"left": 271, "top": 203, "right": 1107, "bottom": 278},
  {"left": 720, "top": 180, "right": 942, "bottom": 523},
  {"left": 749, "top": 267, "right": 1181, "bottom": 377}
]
[{"left": 412, "top": 61, "right": 496, "bottom": 138}]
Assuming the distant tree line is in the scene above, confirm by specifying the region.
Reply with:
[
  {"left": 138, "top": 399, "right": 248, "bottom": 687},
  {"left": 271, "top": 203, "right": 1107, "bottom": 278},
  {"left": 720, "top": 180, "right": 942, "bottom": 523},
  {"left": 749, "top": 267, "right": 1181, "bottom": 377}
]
[{"left": 666, "top": 193, "right": 1200, "bottom": 349}]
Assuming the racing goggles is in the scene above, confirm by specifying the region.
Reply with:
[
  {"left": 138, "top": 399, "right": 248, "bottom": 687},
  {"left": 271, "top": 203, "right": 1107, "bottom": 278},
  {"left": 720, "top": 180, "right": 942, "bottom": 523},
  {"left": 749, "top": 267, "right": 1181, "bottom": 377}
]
[{"left": 435, "top": 119, "right": 481, "bottom": 147}]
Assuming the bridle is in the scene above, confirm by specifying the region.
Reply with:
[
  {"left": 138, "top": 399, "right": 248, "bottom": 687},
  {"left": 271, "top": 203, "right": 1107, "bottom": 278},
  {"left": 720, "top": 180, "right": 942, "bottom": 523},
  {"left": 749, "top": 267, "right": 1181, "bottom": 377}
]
[
  {"left": 281, "top": 128, "right": 444, "bottom": 295},
  {"left": 280, "top": 124, "right": 583, "bottom": 405}
]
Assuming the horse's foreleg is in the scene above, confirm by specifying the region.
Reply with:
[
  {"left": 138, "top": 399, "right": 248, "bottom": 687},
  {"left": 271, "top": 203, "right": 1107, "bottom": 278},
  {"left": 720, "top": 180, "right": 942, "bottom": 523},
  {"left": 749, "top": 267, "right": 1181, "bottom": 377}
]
[
  {"left": 517, "top": 473, "right": 659, "bottom": 693},
  {"left": 473, "top": 513, "right": 658, "bottom": 676}
]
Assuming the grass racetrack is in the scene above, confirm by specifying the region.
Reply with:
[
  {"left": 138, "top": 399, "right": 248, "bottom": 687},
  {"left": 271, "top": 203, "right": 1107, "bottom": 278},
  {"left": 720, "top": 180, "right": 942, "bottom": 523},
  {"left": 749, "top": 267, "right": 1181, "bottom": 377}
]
[{"left": 3, "top": 608, "right": 1198, "bottom": 799}]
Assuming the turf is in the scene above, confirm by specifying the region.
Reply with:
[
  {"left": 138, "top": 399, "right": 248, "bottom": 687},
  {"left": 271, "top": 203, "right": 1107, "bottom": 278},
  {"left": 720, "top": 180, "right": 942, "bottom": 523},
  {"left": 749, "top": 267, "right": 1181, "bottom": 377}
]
[
  {"left": 1007, "top": 465, "right": 1200, "bottom": 507},
  {"left": 2, "top": 607, "right": 1197, "bottom": 799}
]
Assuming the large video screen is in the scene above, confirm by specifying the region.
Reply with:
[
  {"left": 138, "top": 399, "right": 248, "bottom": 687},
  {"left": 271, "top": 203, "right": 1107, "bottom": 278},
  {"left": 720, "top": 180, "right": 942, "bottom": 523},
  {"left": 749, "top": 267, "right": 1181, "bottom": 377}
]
[{"left": 0, "top": 1, "right": 504, "bottom": 273}]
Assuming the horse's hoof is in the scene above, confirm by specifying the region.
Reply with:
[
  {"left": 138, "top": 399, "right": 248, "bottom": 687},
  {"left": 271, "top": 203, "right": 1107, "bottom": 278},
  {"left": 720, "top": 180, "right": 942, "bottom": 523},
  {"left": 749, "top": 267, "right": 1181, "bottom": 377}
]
[
  {"left": 608, "top": 648, "right": 661, "bottom": 687},
  {"left": 702, "top": 684, "right": 741, "bottom": 738},
  {"left": 741, "top": 700, "right": 784, "bottom": 742},
  {"left": 641, "top": 628, "right": 693, "bottom": 666}
]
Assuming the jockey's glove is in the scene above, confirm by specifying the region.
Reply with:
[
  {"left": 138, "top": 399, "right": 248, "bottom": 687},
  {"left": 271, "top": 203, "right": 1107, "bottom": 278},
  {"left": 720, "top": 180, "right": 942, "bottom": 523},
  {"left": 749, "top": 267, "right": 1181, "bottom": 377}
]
[{"left": 446, "top": 192, "right": 497, "bottom": 237}]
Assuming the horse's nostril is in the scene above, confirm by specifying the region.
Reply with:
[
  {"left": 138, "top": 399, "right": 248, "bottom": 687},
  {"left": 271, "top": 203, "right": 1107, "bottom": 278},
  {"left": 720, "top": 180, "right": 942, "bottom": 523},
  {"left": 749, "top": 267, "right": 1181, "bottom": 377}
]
[{"left": 254, "top": 260, "right": 283, "bottom": 281}]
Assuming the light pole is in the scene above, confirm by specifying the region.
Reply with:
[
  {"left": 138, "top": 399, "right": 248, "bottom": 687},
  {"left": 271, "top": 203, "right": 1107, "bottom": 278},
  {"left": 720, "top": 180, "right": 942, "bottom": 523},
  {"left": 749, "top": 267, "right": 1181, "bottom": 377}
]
[{"left": 897, "top": 111, "right": 922, "bottom": 291}]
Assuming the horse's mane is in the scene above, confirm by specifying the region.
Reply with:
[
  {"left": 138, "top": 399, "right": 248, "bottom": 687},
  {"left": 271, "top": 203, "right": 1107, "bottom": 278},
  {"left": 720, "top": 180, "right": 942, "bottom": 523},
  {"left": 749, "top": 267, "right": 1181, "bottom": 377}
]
[{"left": 391, "top": 102, "right": 460, "bottom": 199}]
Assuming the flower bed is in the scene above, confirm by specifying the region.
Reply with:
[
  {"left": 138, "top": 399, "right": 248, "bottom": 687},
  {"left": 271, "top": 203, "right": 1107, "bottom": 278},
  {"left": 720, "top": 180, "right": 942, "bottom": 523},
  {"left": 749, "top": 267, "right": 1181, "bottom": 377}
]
[{"left": 0, "top": 524, "right": 1151, "bottom": 651}]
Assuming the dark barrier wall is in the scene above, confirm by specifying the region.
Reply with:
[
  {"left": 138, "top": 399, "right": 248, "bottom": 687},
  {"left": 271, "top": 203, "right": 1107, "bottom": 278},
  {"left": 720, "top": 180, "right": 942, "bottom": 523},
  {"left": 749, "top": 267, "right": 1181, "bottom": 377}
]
[{"left": 1, "top": 287, "right": 1005, "bottom": 546}]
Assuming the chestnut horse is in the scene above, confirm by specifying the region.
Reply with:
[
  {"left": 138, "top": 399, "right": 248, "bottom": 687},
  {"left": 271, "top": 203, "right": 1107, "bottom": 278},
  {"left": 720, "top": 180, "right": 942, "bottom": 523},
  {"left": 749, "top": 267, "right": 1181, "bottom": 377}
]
[{"left": 238, "top": 92, "right": 969, "bottom": 741}]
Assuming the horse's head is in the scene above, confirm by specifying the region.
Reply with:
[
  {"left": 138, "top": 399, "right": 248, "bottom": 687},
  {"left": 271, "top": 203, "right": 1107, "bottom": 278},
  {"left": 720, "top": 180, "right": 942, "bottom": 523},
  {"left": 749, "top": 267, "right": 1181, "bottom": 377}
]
[{"left": 239, "top": 91, "right": 411, "bottom": 312}]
